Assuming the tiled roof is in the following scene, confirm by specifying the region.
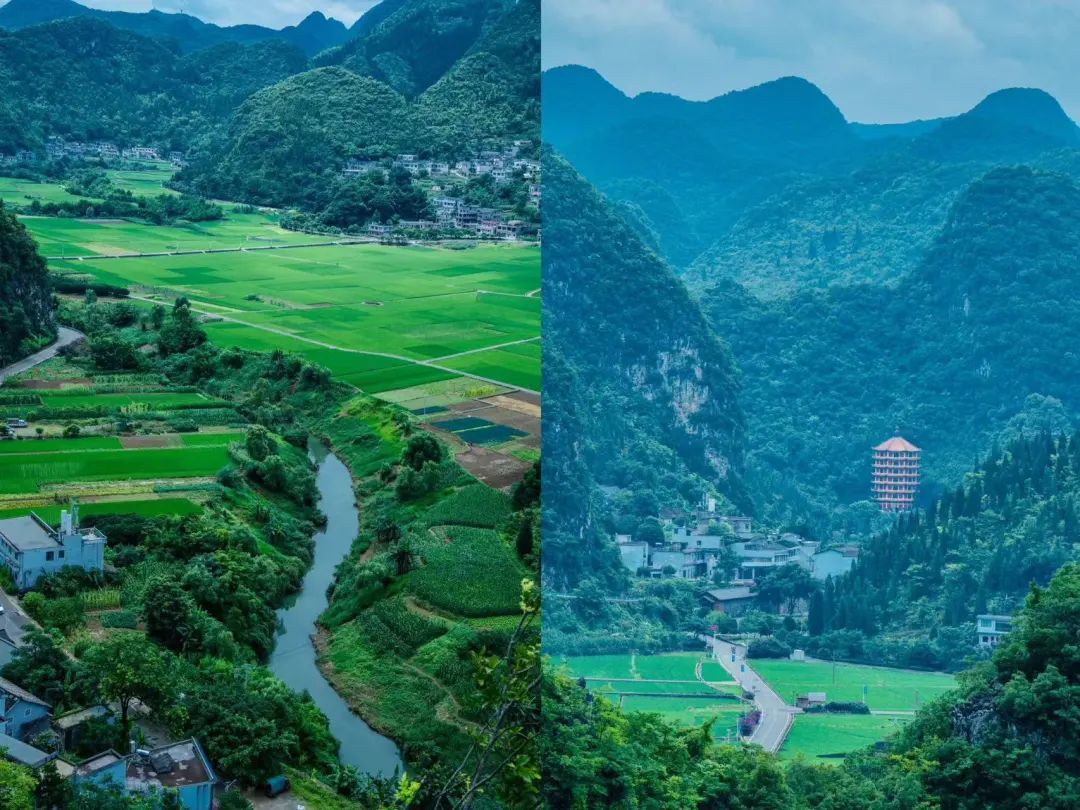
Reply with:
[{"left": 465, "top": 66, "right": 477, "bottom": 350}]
[
  {"left": 0, "top": 676, "right": 50, "bottom": 708},
  {"left": 874, "top": 435, "right": 920, "bottom": 452}
]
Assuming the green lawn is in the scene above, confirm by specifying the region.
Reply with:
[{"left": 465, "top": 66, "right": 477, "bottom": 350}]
[
  {"left": 0, "top": 498, "right": 203, "bottom": 522},
  {"left": 0, "top": 176, "right": 82, "bottom": 205},
  {"left": 780, "top": 713, "right": 908, "bottom": 760},
  {"left": 752, "top": 659, "right": 956, "bottom": 711},
  {"left": 0, "top": 445, "right": 231, "bottom": 493}
]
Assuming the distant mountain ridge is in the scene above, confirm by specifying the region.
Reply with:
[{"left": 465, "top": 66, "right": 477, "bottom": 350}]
[
  {"left": 0, "top": 0, "right": 353, "bottom": 55},
  {"left": 545, "top": 64, "right": 1080, "bottom": 286}
]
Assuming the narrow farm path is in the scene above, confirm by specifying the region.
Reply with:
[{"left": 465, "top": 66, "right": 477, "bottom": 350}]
[
  {"left": 0, "top": 326, "right": 85, "bottom": 385},
  {"left": 127, "top": 295, "right": 541, "bottom": 395},
  {"left": 429, "top": 336, "right": 540, "bottom": 362}
]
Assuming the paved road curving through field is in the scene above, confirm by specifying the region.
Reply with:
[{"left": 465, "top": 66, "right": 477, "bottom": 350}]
[
  {"left": 0, "top": 326, "right": 85, "bottom": 386},
  {"left": 702, "top": 635, "right": 799, "bottom": 753}
]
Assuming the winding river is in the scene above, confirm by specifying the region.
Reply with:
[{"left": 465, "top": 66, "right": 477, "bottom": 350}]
[{"left": 268, "top": 439, "right": 403, "bottom": 776}]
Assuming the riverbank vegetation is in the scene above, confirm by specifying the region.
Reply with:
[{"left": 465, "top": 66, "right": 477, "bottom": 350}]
[
  {"left": 310, "top": 393, "right": 540, "bottom": 807},
  {"left": 1, "top": 287, "right": 539, "bottom": 806}
]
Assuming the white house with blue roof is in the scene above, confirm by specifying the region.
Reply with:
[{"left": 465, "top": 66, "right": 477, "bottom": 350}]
[{"left": 0, "top": 506, "right": 106, "bottom": 590}]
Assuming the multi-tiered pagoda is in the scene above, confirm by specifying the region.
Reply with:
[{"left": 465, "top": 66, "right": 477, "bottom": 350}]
[{"left": 872, "top": 433, "right": 920, "bottom": 512}]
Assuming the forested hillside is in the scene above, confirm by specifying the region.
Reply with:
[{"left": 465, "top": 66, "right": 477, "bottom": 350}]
[
  {"left": 316, "top": 0, "right": 512, "bottom": 97},
  {"left": 0, "top": 18, "right": 307, "bottom": 153},
  {"left": 703, "top": 166, "right": 1080, "bottom": 529},
  {"left": 542, "top": 66, "right": 858, "bottom": 268},
  {"left": 182, "top": 68, "right": 411, "bottom": 208},
  {"left": 542, "top": 152, "right": 745, "bottom": 597},
  {"left": 810, "top": 430, "right": 1080, "bottom": 670},
  {"left": 181, "top": 0, "right": 538, "bottom": 206},
  {"left": 0, "top": 203, "right": 54, "bottom": 365}
]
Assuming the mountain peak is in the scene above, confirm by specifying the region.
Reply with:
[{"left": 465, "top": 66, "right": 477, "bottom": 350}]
[{"left": 968, "top": 87, "right": 1078, "bottom": 140}]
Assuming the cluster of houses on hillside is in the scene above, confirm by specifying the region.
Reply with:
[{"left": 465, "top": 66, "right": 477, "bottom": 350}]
[
  {"left": 0, "top": 675, "right": 216, "bottom": 807},
  {"left": 367, "top": 196, "right": 534, "bottom": 241},
  {"left": 0, "top": 509, "right": 217, "bottom": 806},
  {"left": 615, "top": 498, "right": 860, "bottom": 599},
  {"left": 0, "top": 137, "right": 186, "bottom": 167},
  {"left": 344, "top": 140, "right": 540, "bottom": 187},
  {"left": 345, "top": 141, "right": 541, "bottom": 241}
]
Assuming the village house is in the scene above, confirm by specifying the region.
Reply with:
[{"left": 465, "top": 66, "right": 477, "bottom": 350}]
[
  {"left": 976, "top": 614, "right": 1012, "bottom": 649},
  {"left": 0, "top": 676, "right": 51, "bottom": 741},
  {"left": 0, "top": 508, "right": 106, "bottom": 590},
  {"left": 617, "top": 541, "right": 649, "bottom": 573},
  {"left": 127, "top": 739, "right": 217, "bottom": 810},
  {"left": 811, "top": 546, "right": 859, "bottom": 581},
  {"left": 73, "top": 749, "right": 128, "bottom": 790},
  {"left": 0, "top": 604, "right": 30, "bottom": 669},
  {"left": 121, "top": 146, "right": 160, "bottom": 161},
  {"left": 703, "top": 585, "right": 758, "bottom": 615}
]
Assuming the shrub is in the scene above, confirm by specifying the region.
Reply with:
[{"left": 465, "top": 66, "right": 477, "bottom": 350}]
[{"left": 747, "top": 637, "right": 792, "bottom": 659}]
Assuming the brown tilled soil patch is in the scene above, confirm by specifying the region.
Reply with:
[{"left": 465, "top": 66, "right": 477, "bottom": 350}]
[
  {"left": 482, "top": 393, "right": 541, "bottom": 418},
  {"left": 454, "top": 446, "right": 531, "bottom": 490},
  {"left": 120, "top": 434, "right": 178, "bottom": 449},
  {"left": 474, "top": 405, "right": 540, "bottom": 435},
  {"left": 503, "top": 390, "right": 541, "bottom": 407}
]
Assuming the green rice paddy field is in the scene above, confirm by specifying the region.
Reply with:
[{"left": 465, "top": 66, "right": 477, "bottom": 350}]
[
  {"left": 27, "top": 211, "right": 323, "bottom": 257},
  {"left": 780, "top": 714, "right": 909, "bottom": 761},
  {"left": 82, "top": 242, "right": 542, "bottom": 391},
  {"left": 752, "top": 659, "right": 956, "bottom": 712},
  {"left": 8, "top": 168, "right": 541, "bottom": 392},
  {"left": 0, "top": 498, "right": 203, "bottom": 522},
  {"left": 0, "top": 444, "right": 231, "bottom": 493},
  {"left": 560, "top": 653, "right": 745, "bottom": 740}
]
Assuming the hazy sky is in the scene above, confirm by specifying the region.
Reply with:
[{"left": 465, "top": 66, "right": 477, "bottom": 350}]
[
  {"left": 543, "top": 0, "right": 1080, "bottom": 123},
  {"left": 70, "top": 1, "right": 380, "bottom": 28}
]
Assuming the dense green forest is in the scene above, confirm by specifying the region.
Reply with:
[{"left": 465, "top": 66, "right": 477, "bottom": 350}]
[
  {"left": 544, "top": 561, "right": 1080, "bottom": 809},
  {"left": 0, "top": 19, "right": 307, "bottom": 153},
  {"left": 702, "top": 166, "right": 1080, "bottom": 531},
  {"left": 807, "top": 429, "right": 1080, "bottom": 670},
  {"left": 0, "top": 203, "right": 55, "bottom": 365},
  {"left": 316, "top": 0, "right": 513, "bottom": 97}
]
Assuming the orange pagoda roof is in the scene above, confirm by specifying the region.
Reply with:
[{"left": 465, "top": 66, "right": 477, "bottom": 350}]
[{"left": 874, "top": 435, "right": 920, "bottom": 452}]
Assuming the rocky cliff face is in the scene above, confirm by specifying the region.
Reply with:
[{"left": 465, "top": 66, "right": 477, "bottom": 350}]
[
  {"left": 542, "top": 152, "right": 746, "bottom": 588},
  {"left": 543, "top": 151, "right": 744, "bottom": 486},
  {"left": 0, "top": 204, "right": 55, "bottom": 366}
]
